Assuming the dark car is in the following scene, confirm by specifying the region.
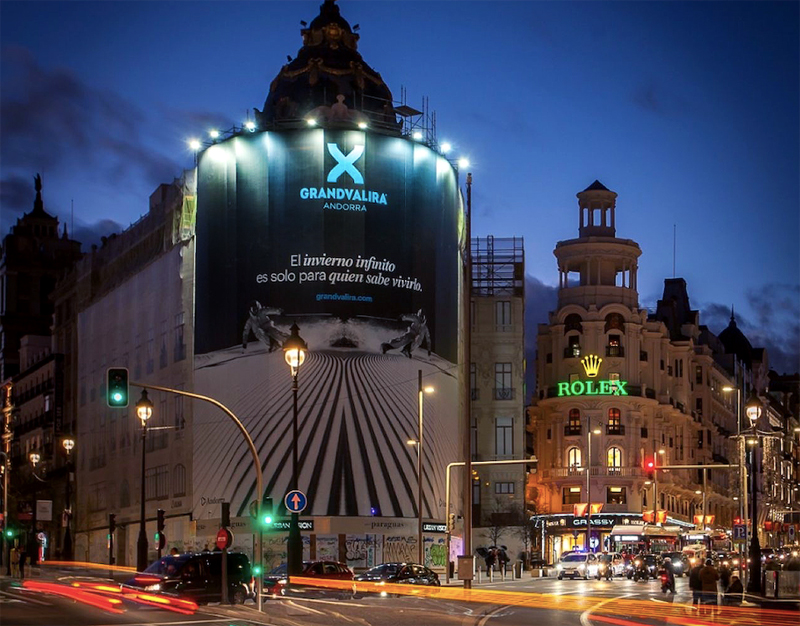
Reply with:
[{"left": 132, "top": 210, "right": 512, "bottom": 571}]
[
  {"left": 627, "top": 554, "right": 660, "bottom": 579},
  {"left": 263, "top": 560, "right": 354, "bottom": 596},
  {"left": 661, "top": 552, "right": 690, "bottom": 577},
  {"left": 354, "top": 562, "right": 440, "bottom": 589},
  {"left": 124, "top": 552, "right": 253, "bottom": 604}
]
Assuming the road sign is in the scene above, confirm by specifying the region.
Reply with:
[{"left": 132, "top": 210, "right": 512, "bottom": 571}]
[
  {"left": 215, "top": 528, "right": 233, "bottom": 550},
  {"left": 789, "top": 525, "right": 796, "bottom": 540},
  {"left": 284, "top": 490, "right": 307, "bottom": 514},
  {"left": 733, "top": 524, "right": 746, "bottom": 540}
]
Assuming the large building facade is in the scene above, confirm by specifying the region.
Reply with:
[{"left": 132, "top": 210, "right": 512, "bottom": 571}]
[{"left": 526, "top": 182, "right": 757, "bottom": 561}]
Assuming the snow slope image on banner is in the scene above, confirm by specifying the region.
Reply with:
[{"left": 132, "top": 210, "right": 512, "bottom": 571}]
[{"left": 193, "top": 129, "right": 463, "bottom": 521}]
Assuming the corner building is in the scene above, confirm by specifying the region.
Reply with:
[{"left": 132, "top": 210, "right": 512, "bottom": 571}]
[{"left": 528, "top": 181, "right": 742, "bottom": 561}]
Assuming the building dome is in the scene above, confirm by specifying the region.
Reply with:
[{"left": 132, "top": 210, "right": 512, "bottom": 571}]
[
  {"left": 254, "top": 0, "right": 399, "bottom": 132},
  {"left": 718, "top": 309, "right": 753, "bottom": 366}
]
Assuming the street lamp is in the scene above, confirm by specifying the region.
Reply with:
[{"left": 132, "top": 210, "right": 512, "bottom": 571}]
[
  {"left": 29, "top": 452, "right": 40, "bottom": 467},
  {"left": 416, "top": 371, "right": 434, "bottom": 565},
  {"left": 62, "top": 437, "right": 75, "bottom": 560},
  {"left": 584, "top": 421, "right": 602, "bottom": 552},
  {"left": 744, "top": 392, "right": 762, "bottom": 593},
  {"left": 283, "top": 323, "right": 307, "bottom": 578},
  {"left": 135, "top": 390, "right": 153, "bottom": 571}
]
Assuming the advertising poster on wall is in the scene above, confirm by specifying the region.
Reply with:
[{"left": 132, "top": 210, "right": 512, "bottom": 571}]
[{"left": 193, "top": 129, "right": 462, "bottom": 525}]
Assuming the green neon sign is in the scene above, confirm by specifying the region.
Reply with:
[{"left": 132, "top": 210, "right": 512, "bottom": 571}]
[{"left": 557, "top": 380, "right": 628, "bottom": 397}]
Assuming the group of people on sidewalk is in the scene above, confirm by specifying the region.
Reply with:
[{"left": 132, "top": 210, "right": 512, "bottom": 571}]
[
  {"left": 688, "top": 558, "right": 743, "bottom": 610},
  {"left": 9, "top": 543, "right": 28, "bottom": 579}
]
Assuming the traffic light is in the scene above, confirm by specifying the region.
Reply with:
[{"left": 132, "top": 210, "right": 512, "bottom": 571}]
[
  {"left": 261, "top": 496, "right": 273, "bottom": 528},
  {"left": 4, "top": 527, "right": 15, "bottom": 540},
  {"left": 106, "top": 368, "right": 129, "bottom": 408},
  {"left": 253, "top": 564, "right": 263, "bottom": 576},
  {"left": 221, "top": 502, "right": 230, "bottom": 528},
  {"left": 448, "top": 514, "right": 456, "bottom": 532},
  {"left": 156, "top": 509, "right": 166, "bottom": 550},
  {"left": 644, "top": 458, "right": 655, "bottom": 481},
  {"left": 109, "top": 513, "right": 116, "bottom": 534},
  {"left": 734, "top": 517, "right": 743, "bottom": 526}
]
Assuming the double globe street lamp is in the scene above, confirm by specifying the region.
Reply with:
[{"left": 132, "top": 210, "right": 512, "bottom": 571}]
[
  {"left": 62, "top": 437, "right": 75, "bottom": 560},
  {"left": 283, "top": 323, "right": 307, "bottom": 579},
  {"left": 743, "top": 391, "right": 763, "bottom": 593}
]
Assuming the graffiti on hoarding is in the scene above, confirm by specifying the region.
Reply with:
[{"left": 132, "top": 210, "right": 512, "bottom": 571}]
[
  {"left": 427, "top": 542, "right": 446, "bottom": 568},
  {"left": 383, "top": 536, "right": 416, "bottom": 564}
]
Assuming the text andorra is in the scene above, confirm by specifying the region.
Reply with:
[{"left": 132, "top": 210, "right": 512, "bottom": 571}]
[
  {"left": 557, "top": 380, "right": 628, "bottom": 396},
  {"left": 300, "top": 187, "right": 388, "bottom": 205}
]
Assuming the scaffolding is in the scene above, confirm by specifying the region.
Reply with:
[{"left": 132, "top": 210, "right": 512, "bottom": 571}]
[{"left": 471, "top": 236, "right": 525, "bottom": 297}]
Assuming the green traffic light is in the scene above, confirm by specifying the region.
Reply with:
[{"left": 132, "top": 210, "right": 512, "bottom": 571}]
[
  {"left": 112, "top": 392, "right": 123, "bottom": 402},
  {"left": 253, "top": 565, "right": 262, "bottom": 575},
  {"left": 4, "top": 529, "right": 13, "bottom": 538},
  {"left": 262, "top": 515, "right": 273, "bottom": 526}
]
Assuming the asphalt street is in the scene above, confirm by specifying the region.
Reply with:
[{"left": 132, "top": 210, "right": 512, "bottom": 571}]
[{"left": 1, "top": 570, "right": 794, "bottom": 626}]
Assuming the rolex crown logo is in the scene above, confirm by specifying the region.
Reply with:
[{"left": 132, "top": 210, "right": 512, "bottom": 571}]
[{"left": 581, "top": 354, "right": 602, "bottom": 378}]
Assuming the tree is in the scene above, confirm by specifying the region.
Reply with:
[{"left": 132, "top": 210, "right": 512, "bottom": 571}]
[{"left": 510, "top": 503, "right": 538, "bottom": 569}]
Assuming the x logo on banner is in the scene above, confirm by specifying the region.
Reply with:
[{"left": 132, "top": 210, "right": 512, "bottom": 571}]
[{"left": 327, "top": 143, "right": 365, "bottom": 184}]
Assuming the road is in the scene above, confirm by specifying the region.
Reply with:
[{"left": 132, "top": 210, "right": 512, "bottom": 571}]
[{"left": 1, "top": 570, "right": 795, "bottom": 626}]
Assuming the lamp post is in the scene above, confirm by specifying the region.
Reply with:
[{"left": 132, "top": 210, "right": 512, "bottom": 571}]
[
  {"left": 136, "top": 390, "right": 153, "bottom": 571},
  {"left": 744, "top": 392, "right": 762, "bottom": 594},
  {"left": 416, "top": 370, "right": 434, "bottom": 564},
  {"left": 283, "top": 323, "right": 307, "bottom": 579},
  {"left": 62, "top": 437, "right": 75, "bottom": 561},
  {"left": 585, "top": 420, "right": 601, "bottom": 552},
  {"left": 723, "top": 385, "right": 747, "bottom": 552},
  {"left": 28, "top": 452, "right": 41, "bottom": 564}
]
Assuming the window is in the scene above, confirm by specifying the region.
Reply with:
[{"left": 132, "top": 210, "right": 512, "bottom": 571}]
[
  {"left": 547, "top": 428, "right": 552, "bottom": 440},
  {"left": 607, "top": 486, "right": 626, "bottom": 504},
  {"left": 173, "top": 464, "right": 186, "bottom": 497},
  {"left": 495, "top": 363, "right": 512, "bottom": 399},
  {"left": 695, "top": 366, "right": 703, "bottom": 385},
  {"left": 564, "top": 314, "right": 583, "bottom": 334},
  {"left": 607, "top": 408, "right": 621, "bottom": 434},
  {"left": 145, "top": 465, "right": 169, "bottom": 500},
  {"left": 473, "top": 479, "right": 481, "bottom": 505},
  {"left": 563, "top": 486, "right": 582, "bottom": 505},
  {"left": 566, "top": 409, "right": 582, "bottom": 435},
  {"left": 159, "top": 319, "right": 168, "bottom": 369},
  {"left": 471, "top": 418, "right": 477, "bottom": 461},
  {"left": 174, "top": 394, "right": 185, "bottom": 430},
  {"left": 566, "top": 335, "right": 581, "bottom": 358},
  {"left": 607, "top": 447, "right": 622, "bottom": 471},
  {"left": 567, "top": 446, "right": 582, "bottom": 468},
  {"left": 495, "top": 301, "right": 511, "bottom": 331},
  {"left": 607, "top": 335, "right": 623, "bottom": 357},
  {"left": 174, "top": 313, "right": 186, "bottom": 361},
  {"left": 470, "top": 363, "right": 478, "bottom": 400},
  {"left": 695, "top": 398, "right": 703, "bottom": 415},
  {"left": 495, "top": 417, "right": 513, "bottom": 456},
  {"left": 494, "top": 482, "right": 515, "bottom": 494},
  {"left": 604, "top": 313, "right": 624, "bottom": 333}
]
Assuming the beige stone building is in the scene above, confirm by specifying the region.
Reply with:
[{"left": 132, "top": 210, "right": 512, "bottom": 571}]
[{"left": 527, "top": 181, "right": 748, "bottom": 561}]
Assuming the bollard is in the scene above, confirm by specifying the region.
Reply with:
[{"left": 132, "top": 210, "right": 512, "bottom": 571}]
[{"left": 478, "top": 566, "right": 482, "bottom": 584}]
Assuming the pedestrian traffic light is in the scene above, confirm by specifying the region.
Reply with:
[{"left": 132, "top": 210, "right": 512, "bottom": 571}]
[
  {"left": 109, "top": 513, "right": 116, "bottom": 534},
  {"left": 221, "top": 502, "right": 230, "bottom": 528},
  {"left": 107, "top": 368, "right": 129, "bottom": 408},
  {"left": 157, "top": 508, "right": 165, "bottom": 533},
  {"left": 261, "top": 496, "right": 273, "bottom": 528},
  {"left": 253, "top": 564, "right": 263, "bottom": 575}
]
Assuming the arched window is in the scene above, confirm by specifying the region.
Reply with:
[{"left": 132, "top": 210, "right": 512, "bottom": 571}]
[
  {"left": 173, "top": 464, "right": 186, "bottom": 497},
  {"left": 564, "top": 314, "right": 583, "bottom": 334},
  {"left": 569, "top": 409, "right": 581, "bottom": 428},
  {"left": 607, "top": 447, "right": 622, "bottom": 472},
  {"left": 567, "top": 447, "right": 582, "bottom": 468},
  {"left": 604, "top": 313, "right": 625, "bottom": 333}
]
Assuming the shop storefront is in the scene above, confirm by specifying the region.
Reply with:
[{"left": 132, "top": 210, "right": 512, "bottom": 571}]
[{"left": 534, "top": 513, "right": 645, "bottom": 563}]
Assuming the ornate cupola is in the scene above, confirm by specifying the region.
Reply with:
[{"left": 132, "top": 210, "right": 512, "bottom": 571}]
[
  {"left": 554, "top": 181, "right": 642, "bottom": 309},
  {"left": 254, "top": 0, "right": 400, "bottom": 133}
]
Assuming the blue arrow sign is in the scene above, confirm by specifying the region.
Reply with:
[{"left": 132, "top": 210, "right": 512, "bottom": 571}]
[{"left": 284, "top": 490, "right": 307, "bottom": 514}]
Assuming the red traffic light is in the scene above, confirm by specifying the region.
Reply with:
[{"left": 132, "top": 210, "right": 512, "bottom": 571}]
[{"left": 646, "top": 461, "right": 655, "bottom": 469}]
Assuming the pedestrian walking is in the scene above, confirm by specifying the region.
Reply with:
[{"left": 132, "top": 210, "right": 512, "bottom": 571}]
[
  {"left": 698, "top": 558, "right": 720, "bottom": 614},
  {"left": 688, "top": 561, "right": 703, "bottom": 606},
  {"left": 485, "top": 548, "right": 496, "bottom": 577},
  {"left": 10, "top": 544, "right": 20, "bottom": 579}
]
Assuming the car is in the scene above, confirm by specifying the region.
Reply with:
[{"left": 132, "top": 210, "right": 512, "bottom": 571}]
[
  {"left": 263, "top": 560, "right": 354, "bottom": 597},
  {"left": 660, "top": 552, "right": 690, "bottom": 577},
  {"left": 556, "top": 552, "right": 599, "bottom": 580},
  {"left": 626, "top": 554, "right": 660, "bottom": 580},
  {"left": 124, "top": 552, "right": 253, "bottom": 604},
  {"left": 760, "top": 548, "right": 775, "bottom": 563},
  {"left": 354, "top": 562, "right": 440, "bottom": 588}
]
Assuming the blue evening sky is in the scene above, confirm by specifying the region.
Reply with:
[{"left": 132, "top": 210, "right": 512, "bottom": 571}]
[{"left": 1, "top": 1, "right": 798, "bottom": 372}]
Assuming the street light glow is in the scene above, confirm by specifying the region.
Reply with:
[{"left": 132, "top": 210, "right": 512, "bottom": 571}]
[
  {"left": 306, "top": 118, "right": 317, "bottom": 126},
  {"left": 188, "top": 139, "right": 201, "bottom": 151},
  {"left": 136, "top": 389, "right": 154, "bottom": 425},
  {"left": 458, "top": 157, "right": 470, "bottom": 169},
  {"left": 412, "top": 130, "right": 423, "bottom": 141},
  {"left": 722, "top": 385, "right": 734, "bottom": 392},
  {"left": 357, "top": 122, "right": 367, "bottom": 129},
  {"left": 245, "top": 121, "right": 256, "bottom": 131},
  {"left": 440, "top": 142, "right": 451, "bottom": 153},
  {"left": 423, "top": 385, "right": 435, "bottom": 394},
  {"left": 406, "top": 439, "right": 418, "bottom": 446},
  {"left": 209, "top": 129, "right": 220, "bottom": 139}
]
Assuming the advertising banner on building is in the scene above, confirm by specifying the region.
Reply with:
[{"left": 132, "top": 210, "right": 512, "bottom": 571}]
[{"left": 193, "top": 129, "right": 463, "bottom": 522}]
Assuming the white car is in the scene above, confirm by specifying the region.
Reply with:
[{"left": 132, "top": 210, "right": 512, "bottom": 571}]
[{"left": 557, "top": 552, "right": 599, "bottom": 580}]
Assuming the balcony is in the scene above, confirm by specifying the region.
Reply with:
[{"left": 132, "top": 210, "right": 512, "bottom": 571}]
[
  {"left": 606, "top": 424, "right": 625, "bottom": 436},
  {"left": 605, "top": 345, "right": 625, "bottom": 358},
  {"left": 494, "top": 387, "right": 515, "bottom": 401},
  {"left": 564, "top": 425, "right": 582, "bottom": 436},
  {"left": 564, "top": 346, "right": 582, "bottom": 358},
  {"left": 542, "top": 466, "right": 645, "bottom": 479}
]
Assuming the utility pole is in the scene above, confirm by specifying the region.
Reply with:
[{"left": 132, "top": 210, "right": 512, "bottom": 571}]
[{"left": 461, "top": 172, "right": 473, "bottom": 588}]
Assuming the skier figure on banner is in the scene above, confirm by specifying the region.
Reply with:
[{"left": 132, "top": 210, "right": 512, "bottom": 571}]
[
  {"left": 242, "top": 300, "right": 288, "bottom": 352},
  {"left": 381, "top": 309, "right": 431, "bottom": 358}
]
